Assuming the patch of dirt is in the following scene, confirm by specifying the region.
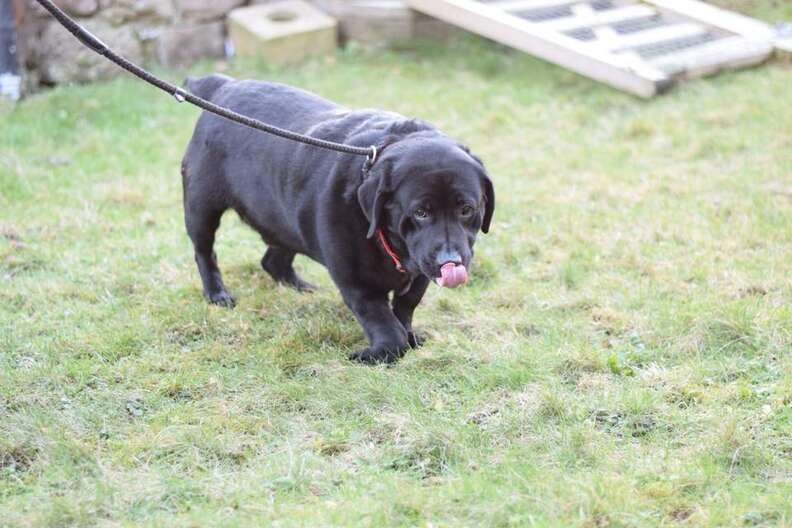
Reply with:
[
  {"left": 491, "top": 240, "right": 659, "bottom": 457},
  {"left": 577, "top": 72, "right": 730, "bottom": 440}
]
[
  {"left": 467, "top": 404, "right": 501, "bottom": 426},
  {"left": 576, "top": 372, "right": 613, "bottom": 392},
  {"left": 516, "top": 323, "right": 541, "bottom": 337},
  {"left": 738, "top": 285, "right": 768, "bottom": 298},
  {"left": 1, "top": 226, "right": 22, "bottom": 242},
  {"left": 743, "top": 510, "right": 781, "bottom": 526},
  {"left": 584, "top": 512, "right": 611, "bottom": 528},
  {"left": 282, "top": 363, "right": 321, "bottom": 379},
  {"left": 553, "top": 299, "right": 598, "bottom": 314},
  {"left": 556, "top": 355, "right": 607, "bottom": 384},
  {"left": 1, "top": 253, "right": 46, "bottom": 278},
  {"left": 368, "top": 412, "right": 411, "bottom": 446},
  {"left": 315, "top": 441, "right": 350, "bottom": 457},
  {"left": 590, "top": 409, "right": 657, "bottom": 438},
  {"left": 666, "top": 386, "right": 703, "bottom": 409},
  {"left": 0, "top": 445, "right": 38, "bottom": 473},
  {"left": 590, "top": 306, "right": 629, "bottom": 337},
  {"left": 387, "top": 434, "right": 454, "bottom": 479},
  {"left": 668, "top": 506, "right": 693, "bottom": 522},
  {"left": 212, "top": 442, "right": 252, "bottom": 466}
]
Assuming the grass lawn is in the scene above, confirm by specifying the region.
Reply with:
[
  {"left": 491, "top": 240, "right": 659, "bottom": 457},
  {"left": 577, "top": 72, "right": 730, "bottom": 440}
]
[{"left": 2, "top": 4, "right": 791, "bottom": 526}]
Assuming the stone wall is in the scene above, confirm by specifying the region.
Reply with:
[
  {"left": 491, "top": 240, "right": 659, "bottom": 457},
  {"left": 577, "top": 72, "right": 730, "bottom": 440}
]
[{"left": 13, "top": 0, "right": 456, "bottom": 93}]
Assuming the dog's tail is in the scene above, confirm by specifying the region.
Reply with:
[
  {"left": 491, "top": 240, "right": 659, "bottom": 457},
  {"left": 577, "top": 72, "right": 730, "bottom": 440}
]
[{"left": 184, "top": 74, "right": 233, "bottom": 100}]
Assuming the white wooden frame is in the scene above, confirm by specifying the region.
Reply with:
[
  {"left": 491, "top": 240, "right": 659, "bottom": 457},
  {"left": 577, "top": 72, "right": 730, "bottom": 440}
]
[
  {"left": 406, "top": 0, "right": 670, "bottom": 97},
  {"left": 406, "top": 0, "right": 778, "bottom": 97},
  {"left": 642, "top": 0, "right": 775, "bottom": 41}
]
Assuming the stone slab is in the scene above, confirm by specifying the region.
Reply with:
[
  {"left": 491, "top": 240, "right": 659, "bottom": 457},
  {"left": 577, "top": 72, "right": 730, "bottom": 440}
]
[
  {"left": 313, "top": 0, "right": 459, "bottom": 45},
  {"left": 155, "top": 22, "right": 225, "bottom": 67},
  {"left": 38, "top": 18, "right": 143, "bottom": 83},
  {"left": 175, "top": 0, "right": 247, "bottom": 23}
]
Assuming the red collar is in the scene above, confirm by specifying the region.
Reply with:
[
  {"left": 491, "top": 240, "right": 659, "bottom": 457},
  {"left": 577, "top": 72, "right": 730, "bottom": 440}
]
[{"left": 376, "top": 229, "right": 406, "bottom": 274}]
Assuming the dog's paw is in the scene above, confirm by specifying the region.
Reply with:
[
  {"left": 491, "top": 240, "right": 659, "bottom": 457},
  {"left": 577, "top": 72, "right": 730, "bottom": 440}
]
[
  {"left": 407, "top": 331, "right": 426, "bottom": 349},
  {"left": 206, "top": 290, "right": 236, "bottom": 308},
  {"left": 348, "top": 346, "right": 403, "bottom": 365},
  {"left": 290, "top": 277, "right": 317, "bottom": 293}
]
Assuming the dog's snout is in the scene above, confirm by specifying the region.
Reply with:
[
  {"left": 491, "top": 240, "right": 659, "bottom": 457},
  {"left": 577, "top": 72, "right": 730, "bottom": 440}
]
[{"left": 436, "top": 248, "right": 462, "bottom": 266}]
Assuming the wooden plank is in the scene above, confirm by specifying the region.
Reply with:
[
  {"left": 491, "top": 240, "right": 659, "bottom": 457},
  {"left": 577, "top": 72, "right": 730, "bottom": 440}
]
[
  {"left": 642, "top": 0, "right": 775, "bottom": 40},
  {"left": 772, "top": 24, "right": 792, "bottom": 54},
  {"left": 406, "top": 0, "right": 669, "bottom": 97},
  {"left": 776, "top": 37, "right": 792, "bottom": 54},
  {"left": 650, "top": 35, "right": 773, "bottom": 77},
  {"left": 570, "top": 3, "right": 594, "bottom": 17},
  {"left": 592, "top": 26, "right": 619, "bottom": 43},
  {"left": 488, "top": 0, "right": 572, "bottom": 12},
  {"left": 597, "top": 22, "right": 708, "bottom": 51}
]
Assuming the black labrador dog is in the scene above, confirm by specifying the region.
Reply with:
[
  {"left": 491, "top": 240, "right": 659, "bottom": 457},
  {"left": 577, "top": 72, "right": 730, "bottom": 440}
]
[{"left": 181, "top": 74, "right": 494, "bottom": 363}]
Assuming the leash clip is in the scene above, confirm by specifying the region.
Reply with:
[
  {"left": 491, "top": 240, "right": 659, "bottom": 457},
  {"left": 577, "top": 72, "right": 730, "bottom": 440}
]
[
  {"left": 367, "top": 145, "right": 378, "bottom": 166},
  {"left": 362, "top": 145, "right": 377, "bottom": 177},
  {"left": 173, "top": 88, "right": 187, "bottom": 103}
]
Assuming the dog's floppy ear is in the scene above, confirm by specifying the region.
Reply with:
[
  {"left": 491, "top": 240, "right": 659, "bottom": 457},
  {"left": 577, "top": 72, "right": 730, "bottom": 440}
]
[
  {"left": 480, "top": 174, "right": 495, "bottom": 234},
  {"left": 460, "top": 145, "right": 495, "bottom": 234},
  {"left": 357, "top": 161, "right": 392, "bottom": 239}
]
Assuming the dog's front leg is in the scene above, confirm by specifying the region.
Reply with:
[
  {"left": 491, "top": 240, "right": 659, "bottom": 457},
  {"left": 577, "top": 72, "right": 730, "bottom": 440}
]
[
  {"left": 392, "top": 275, "right": 430, "bottom": 349},
  {"left": 343, "top": 288, "right": 409, "bottom": 364}
]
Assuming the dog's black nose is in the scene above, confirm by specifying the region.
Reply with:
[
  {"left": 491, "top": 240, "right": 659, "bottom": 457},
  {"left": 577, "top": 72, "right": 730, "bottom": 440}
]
[{"left": 436, "top": 249, "right": 462, "bottom": 266}]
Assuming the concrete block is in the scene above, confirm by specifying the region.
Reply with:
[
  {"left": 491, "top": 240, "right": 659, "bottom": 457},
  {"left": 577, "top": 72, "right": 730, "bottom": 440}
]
[
  {"left": 412, "top": 11, "right": 461, "bottom": 41},
  {"left": 314, "top": 0, "right": 411, "bottom": 44},
  {"left": 311, "top": 1, "right": 459, "bottom": 45},
  {"left": 228, "top": 1, "right": 338, "bottom": 64}
]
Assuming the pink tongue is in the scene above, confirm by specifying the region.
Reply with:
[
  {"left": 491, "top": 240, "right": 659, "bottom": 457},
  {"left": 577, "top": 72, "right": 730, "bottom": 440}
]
[{"left": 437, "top": 262, "right": 468, "bottom": 288}]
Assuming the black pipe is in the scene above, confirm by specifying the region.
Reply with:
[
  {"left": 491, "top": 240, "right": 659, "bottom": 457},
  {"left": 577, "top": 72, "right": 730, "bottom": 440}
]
[{"left": 0, "top": 0, "right": 21, "bottom": 100}]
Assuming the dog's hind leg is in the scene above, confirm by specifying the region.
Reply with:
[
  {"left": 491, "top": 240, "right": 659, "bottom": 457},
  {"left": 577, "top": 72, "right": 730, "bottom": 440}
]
[
  {"left": 261, "top": 247, "right": 316, "bottom": 292},
  {"left": 185, "top": 205, "right": 235, "bottom": 307}
]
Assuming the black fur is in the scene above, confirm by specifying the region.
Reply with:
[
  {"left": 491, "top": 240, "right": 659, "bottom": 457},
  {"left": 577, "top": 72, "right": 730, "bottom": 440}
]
[{"left": 181, "top": 74, "right": 495, "bottom": 363}]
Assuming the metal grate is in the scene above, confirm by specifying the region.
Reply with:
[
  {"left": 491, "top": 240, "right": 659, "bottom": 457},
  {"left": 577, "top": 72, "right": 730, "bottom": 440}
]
[
  {"left": 407, "top": 0, "right": 777, "bottom": 97},
  {"left": 564, "top": 27, "right": 596, "bottom": 40},
  {"left": 612, "top": 15, "right": 667, "bottom": 34},
  {"left": 512, "top": 0, "right": 615, "bottom": 22},
  {"left": 563, "top": 15, "right": 669, "bottom": 41},
  {"left": 632, "top": 32, "right": 719, "bottom": 57},
  {"left": 515, "top": 4, "right": 747, "bottom": 61}
]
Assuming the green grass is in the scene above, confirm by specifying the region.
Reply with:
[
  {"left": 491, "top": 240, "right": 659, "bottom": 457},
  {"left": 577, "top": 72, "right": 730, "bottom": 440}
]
[{"left": 2, "top": 10, "right": 792, "bottom": 527}]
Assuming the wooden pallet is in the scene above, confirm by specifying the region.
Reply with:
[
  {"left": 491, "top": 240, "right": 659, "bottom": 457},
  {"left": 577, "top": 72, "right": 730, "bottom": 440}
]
[{"left": 405, "top": 0, "right": 778, "bottom": 97}]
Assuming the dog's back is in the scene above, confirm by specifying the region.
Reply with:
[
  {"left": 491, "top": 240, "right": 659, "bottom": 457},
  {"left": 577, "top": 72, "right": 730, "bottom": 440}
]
[
  {"left": 179, "top": 75, "right": 360, "bottom": 264},
  {"left": 184, "top": 74, "right": 233, "bottom": 100}
]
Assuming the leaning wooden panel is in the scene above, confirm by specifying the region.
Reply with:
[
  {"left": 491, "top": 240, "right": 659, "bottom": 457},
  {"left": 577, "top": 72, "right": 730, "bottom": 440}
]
[
  {"left": 642, "top": 0, "right": 775, "bottom": 40},
  {"left": 489, "top": 0, "right": 572, "bottom": 11},
  {"left": 406, "top": 0, "right": 669, "bottom": 97},
  {"left": 777, "top": 36, "right": 792, "bottom": 54},
  {"left": 650, "top": 35, "right": 773, "bottom": 77},
  {"left": 539, "top": 5, "right": 657, "bottom": 32},
  {"left": 597, "top": 23, "right": 708, "bottom": 52}
]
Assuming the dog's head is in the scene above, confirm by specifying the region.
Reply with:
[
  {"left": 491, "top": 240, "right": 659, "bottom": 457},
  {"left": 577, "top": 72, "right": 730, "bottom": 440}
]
[{"left": 357, "top": 135, "right": 494, "bottom": 287}]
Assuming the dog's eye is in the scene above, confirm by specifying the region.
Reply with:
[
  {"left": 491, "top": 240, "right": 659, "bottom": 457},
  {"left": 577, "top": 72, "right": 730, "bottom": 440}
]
[
  {"left": 413, "top": 208, "right": 429, "bottom": 220},
  {"left": 460, "top": 205, "right": 475, "bottom": 217}
]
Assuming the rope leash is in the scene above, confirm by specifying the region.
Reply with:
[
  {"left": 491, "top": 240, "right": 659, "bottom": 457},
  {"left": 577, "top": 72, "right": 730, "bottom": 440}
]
[{"left": 33, "top": 0, "right": 378, "bottom": 167}]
